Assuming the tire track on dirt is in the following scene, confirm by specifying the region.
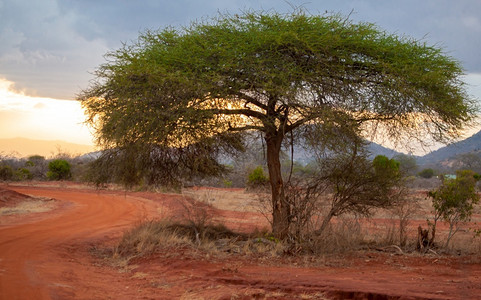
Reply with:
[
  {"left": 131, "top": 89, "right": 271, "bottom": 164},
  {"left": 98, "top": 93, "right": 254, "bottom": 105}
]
[{"left": 0, "top": 187, "right": 152, "bottom": 300}]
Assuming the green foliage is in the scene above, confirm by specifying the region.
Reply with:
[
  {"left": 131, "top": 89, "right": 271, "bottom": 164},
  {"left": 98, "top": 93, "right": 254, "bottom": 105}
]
[
  {"left": 222, "top": 179, "right": 233, "bottom": 188},
  {"left": 247, "top": 166, "right": 269, "bottom": 186},
  {"left": 19, "top": 155, "right": 47, "bottom": 180},
  {"left": 0, "top": 165, "right": 14, "bottom": 181},
  {"left": 393, "top": 154, "right": 418, "bottom": 176},
  {"left": 28, "top": 155, "right": 45, "bottom": 164},
  {"left": 293, "top": 142, "right": 405, "bottom": 237},
  {"left": 373, "top": 155, "right": 400, "bottom": 177},
  {"left": 86, "top": 141, "right": 237, "bottom": 189},
  {"left": 428, "top": 169, "right": 480, "bottom": 248},
  {"left": 80, "top": 11, "right": 475, "bottom": 151},
  {"left": 325, "top": 150, "right": 400, "bottom": 216},
  {"left": 47, "top": 159, "right": 71, "bottom": 180},
  {"left": 418, "top": 168, "right": 435, "bottom": 179},
  {"left": 15, "top": 168, "right": 33, "bottom": 181}
]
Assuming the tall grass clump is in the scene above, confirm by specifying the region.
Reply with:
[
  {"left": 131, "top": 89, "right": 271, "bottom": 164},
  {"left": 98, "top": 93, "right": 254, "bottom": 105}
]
[{"left": 113, "top": 220, "right": 190, "bottom": 260}]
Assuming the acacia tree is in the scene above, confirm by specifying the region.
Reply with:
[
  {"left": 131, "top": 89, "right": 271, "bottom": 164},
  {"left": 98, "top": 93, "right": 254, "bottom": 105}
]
[{"left": 79, "top": 11, "right": 476, "bottom": 238}]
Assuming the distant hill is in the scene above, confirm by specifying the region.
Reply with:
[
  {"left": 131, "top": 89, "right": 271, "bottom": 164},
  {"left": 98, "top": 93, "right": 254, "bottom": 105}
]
[
  {"left": 287, "top": 140, "right": 402, "bottom": 165},
  {"left": 366, "top": 142, "right": 403, "bottom": 159},
  {"left": 0, "top": 137, "right": 95, "bottom": 158},
  {"left": 418, "top": 131, "right": 481, "bottom": 165}
]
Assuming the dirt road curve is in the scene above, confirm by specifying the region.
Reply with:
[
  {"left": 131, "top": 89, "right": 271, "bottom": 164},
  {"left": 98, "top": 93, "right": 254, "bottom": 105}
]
[
  {"left": 1, "top": 185, "right": 481, "bottom": 299},
  {"left": 0, "top": 186, "right": 157, "bottom": 300}
]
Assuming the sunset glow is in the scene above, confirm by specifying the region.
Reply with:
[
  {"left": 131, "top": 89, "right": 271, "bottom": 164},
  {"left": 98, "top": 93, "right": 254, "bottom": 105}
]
[{"left": 0, "top": 78, "right": 94, "bottom": 146}]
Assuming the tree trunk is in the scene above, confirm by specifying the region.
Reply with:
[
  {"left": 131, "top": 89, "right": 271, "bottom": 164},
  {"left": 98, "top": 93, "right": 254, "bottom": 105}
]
[
  {"left": 428, "top": 218, "right": 437, "bottom": 247},
  {"left": 317, "top": 209, "right": 335, "bottom": 236},
  {"left": 265, "top": 132, "right": 290, "bottom": 239}
]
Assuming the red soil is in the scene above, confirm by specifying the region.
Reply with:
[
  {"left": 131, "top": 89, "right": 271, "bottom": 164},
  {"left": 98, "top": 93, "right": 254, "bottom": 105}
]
[
  {"left": 0, "top": 187, "right": 34, "bottom": 207},
  {"left": 0, "top": 184, "right": 480, "bottom": 299}
]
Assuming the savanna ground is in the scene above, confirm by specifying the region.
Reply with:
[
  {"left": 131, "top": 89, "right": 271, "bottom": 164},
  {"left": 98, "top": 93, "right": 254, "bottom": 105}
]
[{"left": 1, "top": 181, "right": 480, "bottom": 299}]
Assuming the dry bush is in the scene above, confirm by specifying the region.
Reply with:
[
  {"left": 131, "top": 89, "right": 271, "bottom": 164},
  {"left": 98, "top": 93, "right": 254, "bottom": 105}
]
[
  {"left": 408, "top": 177, "right": 442, "bottom": 190},
  {"left": 442, "top": 229, "right": 481, "bottom": 254},
  {"left": 113, "top": 220, "right": 191, "bottom": 260},
  {"left": 113, "top": 219, "right": 241, "bottom": 260},
  {"left": 255, "top": 180, "right": 329, "bottom": 243},
  {"left": 111, "top": 218, "right": 288, "bottom": 265},
  {"left": 178, "top": 190, "right": 218, "bottom": 242},
  {"left": 283, "top": 181, "right": 327, "bottom": 243},
  {"left": 305, "top": 217, "right": 366, "bottom": 254},
  {"left": 388, "top": 193, "right": 422, "bottom": 247},
  {"left": 256, "top": 192, "right": 273, "bottom": 227}
]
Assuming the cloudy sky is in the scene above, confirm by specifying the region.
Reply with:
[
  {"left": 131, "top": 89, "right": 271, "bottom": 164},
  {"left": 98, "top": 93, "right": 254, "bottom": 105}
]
[{"left": 1, "top": 0, "right": 480, "bottom": 150}]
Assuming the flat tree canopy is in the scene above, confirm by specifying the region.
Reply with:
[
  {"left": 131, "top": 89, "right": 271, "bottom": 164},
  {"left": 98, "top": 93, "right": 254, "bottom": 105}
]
[{"left": 79, "top": 11, "right": 477, "bottom": 237}]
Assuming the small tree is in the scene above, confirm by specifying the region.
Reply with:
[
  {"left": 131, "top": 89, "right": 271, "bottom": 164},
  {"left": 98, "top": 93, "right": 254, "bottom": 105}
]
[
  {"left": 247, "top": 166, "right": 269, "bottom": 187},
  {"left": 393, "top": 154, "right": 418, "bottom": 176},
  {"left": 428, "top": 170, "right": 480, "bottom": 248},
  {"left": 419, "top": 168, "right": 435, "bottom": 179},
  {"left": 15, "top": 168, "right": 33, "bottom": 181},
  {"left": 47, "top": 159, "right": 71, "bottom": 180},
  {"left": 389, "top": 183, "right": 420, "bottom": 247},
  {"left": 315, "top": 151, "right": 401, "bottom": 235},
  {"left": 26, "top": 155, "right": 47, "bottom": 180},
  {"left": 0, "top": 165, "right": 14, "bottom": 181}
]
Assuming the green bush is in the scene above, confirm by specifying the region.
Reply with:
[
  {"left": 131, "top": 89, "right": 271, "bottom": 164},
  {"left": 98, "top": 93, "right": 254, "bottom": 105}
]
[
  {"left": 418, "top": 168, "right": 435, "bottom": 179},
  {"left": 428, "top": 170, "right": 480, "bottom": 248},
  {"left": 0, "top": 165, "right": 14, "bottom": 181},
  {"left": 247, "top": 166, "right": 269, "bottom": 186},
  {"left": 15, "top": 168, "right": 33, "bottom": 181},
  {"left": 222, "top": 179, "right": 233, "bottom": 188},
  {"left": 372, "top": 155, "right": 400, "bottom": 175},
  {"left": 47, "top": 159, "right": 71, "bottom": 180}
]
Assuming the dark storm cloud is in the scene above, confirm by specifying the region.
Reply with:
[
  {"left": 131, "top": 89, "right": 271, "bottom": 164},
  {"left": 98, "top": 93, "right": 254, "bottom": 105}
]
[{"left": 0, "top": 0, "right": 480, "bottom": 99}]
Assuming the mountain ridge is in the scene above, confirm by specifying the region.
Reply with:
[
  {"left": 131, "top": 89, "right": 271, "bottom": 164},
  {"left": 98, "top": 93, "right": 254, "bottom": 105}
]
[
  {"left": 0, "top": 137, "right": 95, "bottom": 158},
  {"left": 417, "top": 131, "right": 481, "bottom": 165},
  {"left": 2, "top": 130, "right": 480, "bottom": 165}
]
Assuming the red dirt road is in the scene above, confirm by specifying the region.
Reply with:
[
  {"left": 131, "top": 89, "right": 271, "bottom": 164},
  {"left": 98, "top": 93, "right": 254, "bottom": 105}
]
[
  {"left": 0, "top": 186, "right": 160, "bottom": 300},
  {"left": 1, "top": 184, "right": 480, "bottom": 299}
]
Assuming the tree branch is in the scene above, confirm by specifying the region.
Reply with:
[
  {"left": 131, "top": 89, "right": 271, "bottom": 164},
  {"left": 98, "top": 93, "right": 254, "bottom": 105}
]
[
  {"left": 203, "top": 108, "right": 267, "bottom": 121},
  {"left": 236, "top": 91, "right": 268, "bottom": 111},
  {"left": 227, "top": 125, "right": 266, "bottom": 132}
]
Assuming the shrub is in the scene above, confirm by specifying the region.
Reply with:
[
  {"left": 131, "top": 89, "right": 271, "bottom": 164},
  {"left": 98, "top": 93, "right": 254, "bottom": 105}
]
[
  {"left": 419, "top": 168, "right": 435, "bottom": 179},
  {"left": 26, "top": 155, "right": 47, "bottom": 180},
  {"left": 47, "top": 159, "right": 71, "bottom": 180},
  {"left": 113, "top": 220, "right": 190, "bottom": 259},
  {"left": 222, "top": 179, "right": 233, "bottom": 188},
  {"left": 0, "top": 165, "right": 14, "bottom": 181},
  {"left": 247, "top": 166, "right": 269, "bottom": 186},
  {"left": 15, "top": 168, "right": 33, "bottom": 181},
  {"left": 428, "top": 169, "right": 480, "bottom": 248}
]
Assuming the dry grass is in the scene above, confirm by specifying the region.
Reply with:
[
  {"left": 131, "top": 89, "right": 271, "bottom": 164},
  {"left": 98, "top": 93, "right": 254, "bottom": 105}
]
[
  {"left": 113, "top": 220, "right": 191, "bottom": 260},
  {"left": 111, "top": 218, "right": 288, "bottom": 265},
  {"left": 295, "top": 217, "right": 367, "bottom": 255},
  {"left": 182, "top": 187, "right": 264, "bottom": 213},
  {"left": 0, "top": 198, "right": 55, "bottom": 216},
  {"left": 110, "top": 186, "right": 481, "bottom": 267}
]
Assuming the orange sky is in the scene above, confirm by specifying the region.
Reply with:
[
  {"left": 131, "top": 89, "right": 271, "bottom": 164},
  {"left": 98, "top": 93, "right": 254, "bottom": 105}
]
[{"left": 0, "top": 78, "right": 94, "bottom": 146}]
